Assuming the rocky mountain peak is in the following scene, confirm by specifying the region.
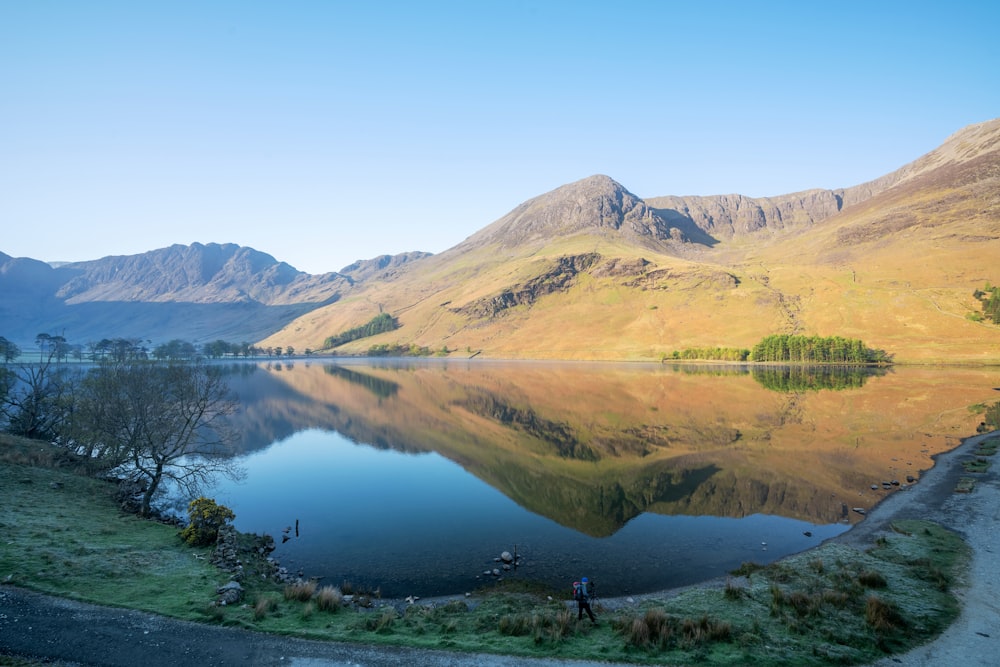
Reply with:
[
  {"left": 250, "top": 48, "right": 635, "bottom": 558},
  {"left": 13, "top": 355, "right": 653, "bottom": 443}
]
[
  {"left": 50, "top": 242, "right": 338, "bottom": 305},
  {"left": 456, "top": 174, "right": 688, "bottom": 253}
]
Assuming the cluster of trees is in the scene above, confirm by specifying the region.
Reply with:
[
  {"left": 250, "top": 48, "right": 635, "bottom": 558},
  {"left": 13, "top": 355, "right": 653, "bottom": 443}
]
[
  {"left": 667, "top": 335, "right": 888, "bottom": 365},
  {"left": 972, "top": 284, "right": 1000, "bottom": 324},
  {"left": 1, "top": 334, "right": 308, "bottom": 364},
  {"left": 324, "top": 313, "right": 399, "bottom": 349},
  {"left": 666, "top": 347, "right": 750, "bottom": 362},
  {"left": 749, "top": 335, "right": 889, "bottom": 364},
  {"left": 2, "top": 333, "right": 240, "bottom": 517},
  {"left": 365, "top": 342, "right": 434, "bottom": 357},
  {"left": 156, "top": 339, "right": 305, "bottom": 360}
]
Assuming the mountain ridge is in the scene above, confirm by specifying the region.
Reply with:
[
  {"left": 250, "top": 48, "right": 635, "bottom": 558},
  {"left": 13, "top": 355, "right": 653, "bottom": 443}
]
[{"left": 3, "top": 118, "right": 999, "bottom": 361}]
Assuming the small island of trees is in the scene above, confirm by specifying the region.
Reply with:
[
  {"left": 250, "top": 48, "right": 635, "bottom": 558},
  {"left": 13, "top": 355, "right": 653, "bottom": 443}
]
[{"left": 670, "top": 334, "right": 891, "bottom": 365}]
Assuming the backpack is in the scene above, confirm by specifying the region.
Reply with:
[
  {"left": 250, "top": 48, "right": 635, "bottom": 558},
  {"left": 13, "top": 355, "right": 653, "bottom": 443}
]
[{"left": 573, "top": 581, "right": 587, "bottom": 601}]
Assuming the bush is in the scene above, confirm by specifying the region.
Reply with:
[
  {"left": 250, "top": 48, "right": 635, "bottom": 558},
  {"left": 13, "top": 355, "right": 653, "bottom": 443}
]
[{"left": 180, "top": 497, "right": 235, "bottom": 547}]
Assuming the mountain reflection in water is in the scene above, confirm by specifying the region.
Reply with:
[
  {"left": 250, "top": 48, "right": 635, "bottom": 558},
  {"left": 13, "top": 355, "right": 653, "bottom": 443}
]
[{"left": 210, "top": 360, "right": 998, "bottom": 597}]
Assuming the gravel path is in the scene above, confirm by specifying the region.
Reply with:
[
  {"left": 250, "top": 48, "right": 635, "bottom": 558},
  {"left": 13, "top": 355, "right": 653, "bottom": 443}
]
[
  {"left": 2, "top": 430, "right": 998, "bottom": 667},
  {"left": 848, "top": 429, "right": 1000, "bottom": 666}
]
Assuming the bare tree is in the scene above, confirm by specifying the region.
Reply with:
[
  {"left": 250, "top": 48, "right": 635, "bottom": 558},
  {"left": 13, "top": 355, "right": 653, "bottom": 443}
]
[
  {"left": 0, "top": 354, "right": 77, "bottom": 440},
  {"left": 69, "top": 361, "right": 241, "bottom": 516}
]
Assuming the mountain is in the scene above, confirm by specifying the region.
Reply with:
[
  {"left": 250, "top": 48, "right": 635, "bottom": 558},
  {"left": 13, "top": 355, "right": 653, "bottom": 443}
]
[
  {"left": 259, "top": 118, "right": 1000, "bottom": 363},
  {"left": 4, "top": 119, "right": 999, "bottom": 362},
  {"left": 0, "top": 243, "right": 425, "bottom": 348},
  {"left": 647, "top": 118, "right": 1000, "bottom": 244}
]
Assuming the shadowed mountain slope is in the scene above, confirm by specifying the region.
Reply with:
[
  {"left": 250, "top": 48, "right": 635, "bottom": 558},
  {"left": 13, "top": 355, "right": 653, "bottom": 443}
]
[{"left": 0, "top": 243, "right": 428, "bottom": 347}]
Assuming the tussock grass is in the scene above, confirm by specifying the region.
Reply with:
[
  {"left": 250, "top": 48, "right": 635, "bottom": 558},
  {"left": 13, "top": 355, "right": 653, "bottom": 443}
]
[
  {"left": 866, "top": 595, "right": 905, "bottom": 632},
  {"left": 614, "top": 608, "right": 732, "bottom": 649},
  {"left": 283, "top": 579, "right": 317, "bottom": 602},
  {"left": 857, "top": 570, "right": 889, "bottom": 588},
  {"left": 315, "top": 585, "right": 343, "bottom": 612},
  {"left": 253, "top": 595, "right": 279, "bottom": 621},
  {"left": 364, "top": 607, "right": 397, "bottom": 633},
  {"left": 723, "top": 577, "right": 744, "bottom": 600}
]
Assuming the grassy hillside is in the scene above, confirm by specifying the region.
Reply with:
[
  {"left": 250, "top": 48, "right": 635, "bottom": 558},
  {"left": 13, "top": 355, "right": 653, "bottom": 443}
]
[{"left": 258, "top": 121, "right": 1000, "bottom": 363}]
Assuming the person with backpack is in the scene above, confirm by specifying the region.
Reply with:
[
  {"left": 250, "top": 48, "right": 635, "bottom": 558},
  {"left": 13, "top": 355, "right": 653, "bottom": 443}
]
[{"left": 573, "top": 577, "right": 596, "bottom": 623}]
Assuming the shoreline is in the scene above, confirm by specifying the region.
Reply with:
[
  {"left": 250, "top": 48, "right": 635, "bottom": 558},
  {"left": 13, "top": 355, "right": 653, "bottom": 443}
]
[{"left": 2, "top": 428, "right": 997, "bottom": 666}]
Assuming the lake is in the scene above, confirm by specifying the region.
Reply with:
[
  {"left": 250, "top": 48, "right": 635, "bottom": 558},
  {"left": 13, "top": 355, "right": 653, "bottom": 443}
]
[{"left": 206, "top": 360, "right": 1000, "bottom": 599}]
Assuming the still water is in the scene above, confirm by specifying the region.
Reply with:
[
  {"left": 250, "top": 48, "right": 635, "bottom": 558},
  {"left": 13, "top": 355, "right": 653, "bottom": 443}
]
[{"left": 208, "top": 360, "right": 999, "bottom": 598}]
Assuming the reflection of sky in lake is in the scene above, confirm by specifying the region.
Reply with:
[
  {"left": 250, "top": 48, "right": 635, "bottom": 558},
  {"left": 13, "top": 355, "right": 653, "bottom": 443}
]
[{"left": 213, "top": 428, "right": 850, "bottom": 598}]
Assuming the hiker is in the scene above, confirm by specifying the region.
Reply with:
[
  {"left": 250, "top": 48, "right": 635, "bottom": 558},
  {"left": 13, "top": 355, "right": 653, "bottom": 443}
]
[{"left": 573, "top": 577, "right": 596, "bottom": 623}]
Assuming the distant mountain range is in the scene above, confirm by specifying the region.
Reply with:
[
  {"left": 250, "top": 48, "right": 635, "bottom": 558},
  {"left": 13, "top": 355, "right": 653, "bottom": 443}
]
[{"left": 3, "top": 118, "right": 999, "bottom": 362}]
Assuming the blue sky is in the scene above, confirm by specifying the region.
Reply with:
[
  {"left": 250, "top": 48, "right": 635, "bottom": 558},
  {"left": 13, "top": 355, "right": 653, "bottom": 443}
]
[{"left": 2, "top": 1, "right": 998, "bottom": 274}]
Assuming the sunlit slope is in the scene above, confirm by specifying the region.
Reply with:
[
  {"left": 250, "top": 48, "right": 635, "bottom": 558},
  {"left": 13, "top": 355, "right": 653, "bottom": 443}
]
[
  {"left": 746, "top": 129, "right": 1000, "bottom": 363},
  {"left": 260, "top": 233, "right": 789, "bottom": 360},
  {"left": 260, "top": 119, "right": 1000, "bottom": 362}
]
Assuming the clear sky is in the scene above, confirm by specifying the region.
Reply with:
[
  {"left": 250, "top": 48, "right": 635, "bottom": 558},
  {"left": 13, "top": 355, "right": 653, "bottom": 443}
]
[{"left": 2, "top": 1, "right": 998, "bottom": 275}]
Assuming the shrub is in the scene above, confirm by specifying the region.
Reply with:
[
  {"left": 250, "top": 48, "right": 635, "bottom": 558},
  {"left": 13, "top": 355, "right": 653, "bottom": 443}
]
[{"left": 180, "top": 497, "right": 235, "bottom": 547}]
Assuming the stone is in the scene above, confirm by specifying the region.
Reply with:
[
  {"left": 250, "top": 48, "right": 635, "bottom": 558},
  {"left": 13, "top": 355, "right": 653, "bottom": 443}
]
[
  {"left": 217, "top": 580, "right": 243, "bottom": 605},
  {"left": 500, "top": 551, "right": 514, "bottom": 564}
]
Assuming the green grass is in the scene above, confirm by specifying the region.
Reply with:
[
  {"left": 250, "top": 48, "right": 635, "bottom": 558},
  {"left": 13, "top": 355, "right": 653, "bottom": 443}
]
[{"left": 0, "top": 435, "right": 973, "bottom": 665}]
